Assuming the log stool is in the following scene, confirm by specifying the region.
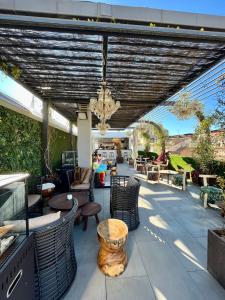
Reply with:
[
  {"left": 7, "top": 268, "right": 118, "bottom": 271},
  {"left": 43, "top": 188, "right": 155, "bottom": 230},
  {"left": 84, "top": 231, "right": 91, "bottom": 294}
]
[
  {"left": 97, "top": 219, "right": 128, "bottom": 277},
  {"left": 110, "top": 167, "right": 117, "bottom": 176},
  {"left": 81, "top": 202, "right": 102, "bottom": 231}
]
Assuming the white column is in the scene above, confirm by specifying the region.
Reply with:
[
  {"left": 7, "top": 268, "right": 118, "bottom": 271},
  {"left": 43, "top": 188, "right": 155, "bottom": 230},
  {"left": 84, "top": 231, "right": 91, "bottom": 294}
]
[{"left": 77, "top": 111, "right": 92, "bottom": 167}]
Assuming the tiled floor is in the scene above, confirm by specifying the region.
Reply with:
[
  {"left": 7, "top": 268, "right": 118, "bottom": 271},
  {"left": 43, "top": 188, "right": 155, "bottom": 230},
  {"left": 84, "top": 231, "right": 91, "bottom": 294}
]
[{"left": 64, "top": 164, "right": 225, "bottom": 300}]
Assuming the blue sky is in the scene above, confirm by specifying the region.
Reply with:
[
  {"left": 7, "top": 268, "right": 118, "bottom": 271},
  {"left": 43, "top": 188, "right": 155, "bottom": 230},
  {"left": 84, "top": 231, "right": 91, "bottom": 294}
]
[
  {"left": 90, "top": 0, "right": 225, "bottom": 16},
  {"left": 0, "top": 1, "right": 224, "bottom": 135}
]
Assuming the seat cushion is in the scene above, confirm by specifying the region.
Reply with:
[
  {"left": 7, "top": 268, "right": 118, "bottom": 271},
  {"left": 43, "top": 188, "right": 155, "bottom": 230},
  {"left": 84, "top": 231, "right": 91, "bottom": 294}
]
[
  {"left": 4, "top": 211, "right": 61, "bottom": 232},
  {"left": 28, "top": 194, "right": 41, "bottom": 208},
  {"left": 70, "top": 183, "right": 90, "bottom": 190}
]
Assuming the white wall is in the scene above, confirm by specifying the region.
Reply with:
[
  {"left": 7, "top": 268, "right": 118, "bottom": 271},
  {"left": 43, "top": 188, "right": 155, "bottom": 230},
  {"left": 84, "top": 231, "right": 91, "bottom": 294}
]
[{"left": 77, "top": 110, "right": 92, "bottom": 167}]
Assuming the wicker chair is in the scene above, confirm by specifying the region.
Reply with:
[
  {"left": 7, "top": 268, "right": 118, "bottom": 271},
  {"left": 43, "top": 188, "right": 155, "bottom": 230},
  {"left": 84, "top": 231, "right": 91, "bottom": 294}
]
[
  {"left": 27, "top": 175, "right": 43, "bottom": 217},
  {"left": 110, "top": 175, "right": 140, "bottom": 231},
  {"left": 33, "top": 200, "right": 78, "bottom": 300},
  {"left": 66, "top": 169, "right": 95, "bottom": 202}
]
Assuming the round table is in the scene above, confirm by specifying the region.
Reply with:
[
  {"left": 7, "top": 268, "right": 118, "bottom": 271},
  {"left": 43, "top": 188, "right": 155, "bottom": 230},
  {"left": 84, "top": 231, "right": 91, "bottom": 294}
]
[
  {"left": 48, "top": 191, "right": 89, "bottom": 210},
  {"left": 97, "top": 219, "right": 128, "bottom": 277}
]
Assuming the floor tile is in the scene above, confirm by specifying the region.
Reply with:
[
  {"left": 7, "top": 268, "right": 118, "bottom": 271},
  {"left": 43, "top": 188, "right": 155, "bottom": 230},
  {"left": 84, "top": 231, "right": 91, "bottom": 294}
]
[{"left": 106, "top": 276, "right": 155, "bottom": 300}]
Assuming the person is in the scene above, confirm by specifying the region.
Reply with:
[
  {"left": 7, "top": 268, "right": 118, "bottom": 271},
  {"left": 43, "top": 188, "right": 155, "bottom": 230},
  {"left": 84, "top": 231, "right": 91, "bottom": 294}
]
[
  {"left": 97, "top": 153, "right": 102, "bottom": 164},
  {"left": 154, "top": 151, "right": 170, "bottom": 165}
]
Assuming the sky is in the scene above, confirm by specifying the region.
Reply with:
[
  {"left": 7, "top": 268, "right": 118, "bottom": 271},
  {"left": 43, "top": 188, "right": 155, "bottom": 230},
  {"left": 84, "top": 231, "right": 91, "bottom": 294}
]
[
  {"left": 90, "top": 0, "right": 225, "bottom": 16},
  {"left": 0, "top": 0, "right": 224, "bottom": 136}
]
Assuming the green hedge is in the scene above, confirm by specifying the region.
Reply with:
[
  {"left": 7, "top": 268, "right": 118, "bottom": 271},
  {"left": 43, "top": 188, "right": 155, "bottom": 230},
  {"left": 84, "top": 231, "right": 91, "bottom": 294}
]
[
  {"left": 0, "top": 105, "right": 43, "bottom": 175},
  {"left": 0, "top": 105, "right": 76, "bottom": 175},
  {"left": 49, "top": 127, "right": 77, "bottom": 170},
  {"left": 137, "top": 151, "right": 158, "bottom": 160}
]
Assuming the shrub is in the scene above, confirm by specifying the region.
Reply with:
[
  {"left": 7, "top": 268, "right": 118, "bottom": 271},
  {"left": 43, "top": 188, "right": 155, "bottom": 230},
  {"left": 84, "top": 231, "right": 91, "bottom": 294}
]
[{"left": 137, "top": 151, "right": 158, "bottom": 160}]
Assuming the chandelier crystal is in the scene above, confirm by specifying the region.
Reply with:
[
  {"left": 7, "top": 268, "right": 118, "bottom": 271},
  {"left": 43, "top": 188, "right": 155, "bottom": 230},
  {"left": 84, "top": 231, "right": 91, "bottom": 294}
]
[
  {"left": 89, "top": 82, "right": 120, "bottom": 121},
  {"left": 96, "top": 121, "right": 111, "bottom": 136}
]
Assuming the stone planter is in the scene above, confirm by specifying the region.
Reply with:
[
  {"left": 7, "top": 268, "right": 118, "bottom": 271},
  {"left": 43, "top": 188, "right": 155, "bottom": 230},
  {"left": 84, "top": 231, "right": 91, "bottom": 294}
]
[{"left": 208, "top": 229, "right": 225, "bottom": 289}]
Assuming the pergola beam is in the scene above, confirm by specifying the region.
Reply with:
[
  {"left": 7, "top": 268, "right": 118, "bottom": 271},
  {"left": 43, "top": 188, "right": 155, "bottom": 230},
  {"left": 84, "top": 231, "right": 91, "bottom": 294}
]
[{"left": 0, "top": 14, "right": 225, "bottom": 42}]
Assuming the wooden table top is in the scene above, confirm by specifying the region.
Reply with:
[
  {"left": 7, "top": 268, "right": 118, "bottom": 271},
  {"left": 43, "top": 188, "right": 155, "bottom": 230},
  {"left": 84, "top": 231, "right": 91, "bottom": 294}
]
[
  {"left": 159, "top": 170, "right": 178, "bottom": 175},
  {"left": 81, "top": 202, "right": 102, "bottom": 217},
  {"left": 199, "top": 174, "right": 217, "bottom": 178},
  {"left": 97, "top": 219, "right": 128, "bottom": 241},
  {"left": 48, "top": 191, "right": 88, "bottom": 211}
]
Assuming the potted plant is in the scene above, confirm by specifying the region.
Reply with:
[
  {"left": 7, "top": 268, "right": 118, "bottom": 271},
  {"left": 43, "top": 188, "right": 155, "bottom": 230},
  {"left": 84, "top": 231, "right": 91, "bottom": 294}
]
[
  {"left": 208, "top": 228, "right": 225, "bottom": 289},
  {"left": 208, "top": 176, "right": 225, "bottom": 287}
]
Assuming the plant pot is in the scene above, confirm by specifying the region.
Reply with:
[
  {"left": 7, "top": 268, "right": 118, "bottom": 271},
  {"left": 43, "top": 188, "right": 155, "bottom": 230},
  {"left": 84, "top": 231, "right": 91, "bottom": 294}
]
[
  {"left": 116, "top": 157, "right": 124, "bottom": 164},
  {"left": 208, "top": 229, "right": 225, "bottom": 289}
]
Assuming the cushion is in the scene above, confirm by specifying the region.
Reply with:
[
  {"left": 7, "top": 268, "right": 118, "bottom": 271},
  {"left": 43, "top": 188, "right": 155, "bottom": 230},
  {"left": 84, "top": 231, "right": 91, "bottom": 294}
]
[
  {"left": 82, "top": 169, "right": 92, "bottom": 184},
  {"left": 4, "top": 211, "right": 61, "bottom": 232},
  {"left": 80, "top": 168, "right": 89, "bottom": 183},
  {"left": 74, "top": 167, "right": 81, "bottom": 183},
  {"left": 70, "top": 183, "right": 90, "bottom": 190},
  {"left": 28, "top": 194, "right": 41, "bottom": 208}
]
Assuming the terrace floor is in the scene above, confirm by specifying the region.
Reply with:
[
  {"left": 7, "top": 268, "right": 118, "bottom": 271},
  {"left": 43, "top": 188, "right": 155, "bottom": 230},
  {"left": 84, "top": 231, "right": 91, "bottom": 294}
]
[{"left": 64, "top": 163, "right": 225, "bottom": 300}]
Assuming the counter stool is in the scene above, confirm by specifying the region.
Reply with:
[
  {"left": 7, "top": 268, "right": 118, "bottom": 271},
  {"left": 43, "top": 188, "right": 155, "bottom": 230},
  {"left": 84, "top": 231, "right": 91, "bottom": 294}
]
[{"left": 81, "top": 202, "right": 102, "bottom": 231}]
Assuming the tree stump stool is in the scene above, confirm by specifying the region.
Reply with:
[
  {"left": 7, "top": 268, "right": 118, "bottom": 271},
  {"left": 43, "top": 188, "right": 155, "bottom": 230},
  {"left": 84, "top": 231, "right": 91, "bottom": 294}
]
[
  {"left": 110, "top": 167, "right": 117, "bottom": 176},
  {"left": 81, "top": 202, "right": 102, "bottom": 231},
  {"left": 97, "top": 219, "right": 128, "bottom": 277}
]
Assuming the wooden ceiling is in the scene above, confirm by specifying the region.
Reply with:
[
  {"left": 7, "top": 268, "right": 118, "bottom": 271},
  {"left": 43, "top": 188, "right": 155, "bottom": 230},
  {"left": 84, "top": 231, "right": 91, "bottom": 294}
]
[{"left": 0, "top": 16, "right": 225, "bottom": 128}]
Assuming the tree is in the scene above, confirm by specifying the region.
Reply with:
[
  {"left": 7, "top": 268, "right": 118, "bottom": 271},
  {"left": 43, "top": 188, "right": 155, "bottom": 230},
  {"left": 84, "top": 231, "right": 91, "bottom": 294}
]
[
  {"left": 170, "top": 92, "right": 215, "bottom": 173},
  {"left": 213, "top": 74, "right": 225, "bottom": 129}
]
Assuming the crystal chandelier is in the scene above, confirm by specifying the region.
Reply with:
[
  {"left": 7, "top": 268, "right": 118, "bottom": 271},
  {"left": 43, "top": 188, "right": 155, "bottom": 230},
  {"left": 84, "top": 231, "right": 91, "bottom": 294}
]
[
  {"left": 89, "top": 82, "right": 120, "bottom": 121},
  {"left": 96, "top": 121, "right": 111, "bottom": 136}
]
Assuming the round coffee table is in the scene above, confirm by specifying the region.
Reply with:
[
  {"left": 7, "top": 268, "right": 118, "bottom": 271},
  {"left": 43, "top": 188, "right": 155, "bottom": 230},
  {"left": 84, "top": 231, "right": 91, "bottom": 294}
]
[
  {"left": 81, "top": 202, "right": 102, "bottom": 231},
  {"left": 48, "top": 191, "right": 89, "bottom": 210},
  {"left": 97, "top": 219, "right": 128, "bottom": 277}
]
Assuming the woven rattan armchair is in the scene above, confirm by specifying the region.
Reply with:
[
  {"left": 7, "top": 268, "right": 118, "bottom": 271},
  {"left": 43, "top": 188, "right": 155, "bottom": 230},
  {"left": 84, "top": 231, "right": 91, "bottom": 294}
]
[
  {"left": 66, "top": 169, "right": 95, "bottom": 202},
  {"left": 27, "top": 175, "right": 43, "bottom": 217},
  {"left": 110, "top": 175, "right": 140, "bottom": 231},
  {"left": 33, "top": 200, "right": 78, "bottom": 300}
]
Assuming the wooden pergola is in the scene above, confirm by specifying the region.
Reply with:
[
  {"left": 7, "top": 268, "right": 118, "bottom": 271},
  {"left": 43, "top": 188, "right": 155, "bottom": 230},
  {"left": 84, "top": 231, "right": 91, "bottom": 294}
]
[{"left": 0, "top": 9, "right": 225, "bottom": 128}]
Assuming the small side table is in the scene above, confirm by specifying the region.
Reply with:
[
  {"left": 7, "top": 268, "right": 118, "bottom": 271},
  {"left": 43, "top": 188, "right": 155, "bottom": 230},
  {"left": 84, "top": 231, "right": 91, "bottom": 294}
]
[{"left": 81, "top": 202, "right": 102, "bottom": 231}]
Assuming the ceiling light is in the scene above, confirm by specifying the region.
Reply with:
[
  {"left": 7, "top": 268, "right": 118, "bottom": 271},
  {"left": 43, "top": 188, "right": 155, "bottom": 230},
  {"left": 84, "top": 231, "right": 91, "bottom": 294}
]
[
  {"left": 78, "top": 112, "right": 87, "bottom": 120},
  {"left": 89, "top": 81, "right": 120, "bottom": 121}
]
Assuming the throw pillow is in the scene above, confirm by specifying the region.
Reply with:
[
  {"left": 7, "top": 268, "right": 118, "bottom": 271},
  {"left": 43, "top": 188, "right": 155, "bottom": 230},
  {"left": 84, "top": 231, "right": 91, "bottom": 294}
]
[
  {"left": 83, "top": 169, "right": 92, "bottom": 184},
  {"left": 80, "top": 168, "right": 89, "bottom": 183}
]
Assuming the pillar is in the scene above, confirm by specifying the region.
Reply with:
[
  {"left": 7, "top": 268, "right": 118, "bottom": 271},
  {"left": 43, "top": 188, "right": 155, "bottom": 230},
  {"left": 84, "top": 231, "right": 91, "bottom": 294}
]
[
  {"left": 69, "top": 121, "right": 73, "bottom": 150},
  {"left": 77, "top": 110, "right": 92, "bottom": 167},
  {"left": 42, "top": 100, "right": 50, "bottom": 175}
]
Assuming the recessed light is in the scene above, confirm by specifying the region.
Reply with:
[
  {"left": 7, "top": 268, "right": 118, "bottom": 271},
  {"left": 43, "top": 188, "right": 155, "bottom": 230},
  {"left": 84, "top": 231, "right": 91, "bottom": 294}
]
[
  {"left": 39, "top": 86, "right": 52, "bottom": 90},
  {"left": 78, "top": 112, "right": 87, "bottom": 120}
]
